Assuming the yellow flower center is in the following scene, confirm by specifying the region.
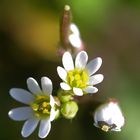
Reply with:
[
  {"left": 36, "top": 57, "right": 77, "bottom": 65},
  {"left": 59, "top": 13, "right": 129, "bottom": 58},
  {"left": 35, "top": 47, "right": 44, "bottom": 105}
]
[
  {"left": 98, "top": 121, "right": 117, "bottom": 132},
  {"left": 67, "top": 68, "right": 89, "bottom": 89},
  {"left": 31, "top": 95, "right": 51, "bottom": 118},
  {"left": 101, "top": 125, "right": 110, "bottom": 132}
]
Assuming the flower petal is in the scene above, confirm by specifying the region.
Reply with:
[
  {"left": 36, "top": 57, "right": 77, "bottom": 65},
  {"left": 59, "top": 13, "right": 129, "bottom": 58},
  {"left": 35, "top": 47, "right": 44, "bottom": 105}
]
[
  {"left": 73, "top": 87, "right": 83, "bottom": 96},
  {"left": 57, "top": 66, "right": 67, "bottom": 82},
  {"left": 50, "top": 95, "right": 55, "bottom": 107},
  {"left": 60, "top": 82, "right": 71, "bottom": 90},
  {"left": 84, "top": 86, "right": 98, "bottom": 93},
  {"left": 75, "top": 51, "right": 88, "bottom": 68},
  {"left": 50, "top": 109, "right": 57, "bottom": 122},
  {"left": 62, "top": 52, "right": 74, "bottom": 71},
  {"left": 21, "top": 117, "right": 39, "bottom": 137},
  {"left": 41, "top": 77, "right": 52, "bottom": 95},
  {"left": 8, "top": 107, "right": 33, "bottom": 121},
  {"left": 86, "top": 57, "right": 102, "bottom": 76},
  {"left": 49, "top": 95, "right": 58, "bottom": 121},
  {"left": 111, "top": 128, "right": 121, "bottom": 131},
  {"left": 9, "top": 88, "right": 35, "bottom": 104},
  {"left": 39, "top": 119, "right": 51, "bottom": 138},
  {"left": 70, "top": 23, "right": 80, "bottom": 36},
  {"left": 69, "top": 34, "right": 82, "bottom": 48},
  {"left": 94, "top": 109, "right": 105, "bottom": 124},
  {"left": 27, "top": 77, "right": 42, "bottom": 95},
  {"left": 88, "top": 74, "right": 104, "bottom": 85}
]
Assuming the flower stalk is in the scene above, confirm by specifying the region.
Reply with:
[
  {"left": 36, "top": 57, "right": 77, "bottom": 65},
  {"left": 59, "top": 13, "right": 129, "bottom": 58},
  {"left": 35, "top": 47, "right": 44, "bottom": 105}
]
[{"left": 60, "top": 5, "right": 72, "bottom": 51}]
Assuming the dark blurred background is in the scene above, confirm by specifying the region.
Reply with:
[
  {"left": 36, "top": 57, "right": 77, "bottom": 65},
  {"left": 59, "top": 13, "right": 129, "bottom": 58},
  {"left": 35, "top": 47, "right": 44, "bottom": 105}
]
[{"left": 0, "top": 0, "right": 140, "bottom": 140}]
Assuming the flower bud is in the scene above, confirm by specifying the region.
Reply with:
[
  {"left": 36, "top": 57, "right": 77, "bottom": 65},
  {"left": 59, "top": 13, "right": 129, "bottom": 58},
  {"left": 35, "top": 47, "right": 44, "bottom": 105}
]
[
  {"left": 61, "top": 101, "right": 78, "bottom": 119},
  {"left": 93, "top": 99, "right": 125, "bottom": 132},
  {"left": 57, "top": 90, "right": 73, "bottom": 103},
  {"left": 54, "top": 109, "right": 60, "bottom": 120}
]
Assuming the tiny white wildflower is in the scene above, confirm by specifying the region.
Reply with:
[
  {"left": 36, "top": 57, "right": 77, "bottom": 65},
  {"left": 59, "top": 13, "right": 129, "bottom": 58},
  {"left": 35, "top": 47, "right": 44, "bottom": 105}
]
[
  {"left": 8, "top": 77, "right": 59, "bottom": 138},
  {"left": 57, "top": 51, "right": 103, "bottom": 96},
  {"left": 93, "top": 99, "right": 125, "bottom": 132}
]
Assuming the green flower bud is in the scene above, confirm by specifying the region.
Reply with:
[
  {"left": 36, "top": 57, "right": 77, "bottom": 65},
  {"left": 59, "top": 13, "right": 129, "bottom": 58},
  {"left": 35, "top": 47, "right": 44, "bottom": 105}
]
[
  {"left": 58, "top": 90, "right": 73, "bottom": 103},
  {"left": 54, "top": 109, "right": 60, "bottom": 120},
  {"left": 61, "top": 101, "right": 78, "bottom": 119}
]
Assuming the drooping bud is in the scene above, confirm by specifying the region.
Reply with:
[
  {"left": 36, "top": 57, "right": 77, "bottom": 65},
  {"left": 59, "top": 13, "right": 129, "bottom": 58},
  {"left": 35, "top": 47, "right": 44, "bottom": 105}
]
[
  {"left": 93, "top": 99, "right": 125, "bottom": 132},
  {"left": 61, "top": 101, "right": 78, "bottom": 119}
]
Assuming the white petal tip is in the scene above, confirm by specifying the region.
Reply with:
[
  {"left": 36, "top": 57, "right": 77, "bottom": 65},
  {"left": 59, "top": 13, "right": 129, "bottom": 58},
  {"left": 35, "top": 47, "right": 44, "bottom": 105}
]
[
  {"left": 8, "top": 111, "right": 12, "bottom": 119},
  {"left": 9, "top": 88, "right": 17, "bottom": 97},
  {"left": 97, "top": 57, "right": 102, "bottom": 62},
  {"left": 69, "top": 34, "right": 82, "bottom": 48},
  {"left": 112, "top": 128, "right": 121, "bottom": 132},
  {"left": 27, "top": 77, "right": 34, "bottom": 82},
  {"left": 57, "top": 66, "right": 67, "bottom": 82},
  {"left": 41, "top": 76, "right": 52, "bottom": 95},
  {"left": 86, "top": 57, "right": 103, "bottom": 76},
  {"left": 96, "top": 57, "right": 102, "bottom": 68},
  {"left": 60, "top": 83, "right": 71, "bottom": 90},
  {"left": 100, "top": 74, "right": 104, "bottom": 81},
  {"left": 39, "top": 120, "right": 51, "bottom": 138},
  {"left": 84, "top": 86, "right": 98, "bottom": 94},
  {"left": 73, "top": 88, "right": 83, "bottom": 96},
  {"left": 21, "top": 133, "right": 28, "bottom": 138},
  {"left": 62, "top": 52, "right": 74, "bottom": 71}
]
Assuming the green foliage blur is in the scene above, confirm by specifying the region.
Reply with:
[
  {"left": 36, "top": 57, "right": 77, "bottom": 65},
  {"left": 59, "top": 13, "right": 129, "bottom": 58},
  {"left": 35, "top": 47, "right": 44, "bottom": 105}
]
[{"left": 0, "top": 0, "right": 140, "bottom": 140}]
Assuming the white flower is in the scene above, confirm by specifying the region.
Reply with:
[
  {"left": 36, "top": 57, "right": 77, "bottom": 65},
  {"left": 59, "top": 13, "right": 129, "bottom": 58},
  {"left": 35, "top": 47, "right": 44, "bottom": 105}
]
[
  {"left": 94, "top": 99, "right": 125, "bottom": 132},
  {"left": 57, "top": 51, "right": 103, "bottom": 96},
  {"left": 8, "top": 77, "right": 58, "bottom": 138},
  {"left": 69, "top": 23, "right": 82, "bottom": 48}
]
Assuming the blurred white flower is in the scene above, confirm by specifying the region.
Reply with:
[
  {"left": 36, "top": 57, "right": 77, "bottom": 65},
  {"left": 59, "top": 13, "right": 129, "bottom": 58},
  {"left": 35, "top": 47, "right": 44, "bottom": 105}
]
[
  {"left": 94, "top": 99, "right": 125, "bottom": 132},
  {"left": 57, "top": 51, "right": 103, "bottom": 96},
  {"left": 69, "top": 23, "right": 82, "bottom": 48},
  {"left": 8, "top": 77, "right": 58, "bottom": 138}
]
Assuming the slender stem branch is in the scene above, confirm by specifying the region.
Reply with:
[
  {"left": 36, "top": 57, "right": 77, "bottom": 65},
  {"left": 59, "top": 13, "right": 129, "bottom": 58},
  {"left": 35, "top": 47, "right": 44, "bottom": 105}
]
[{"left": 60, "top": 5, "right": 72, "bottom": 49}]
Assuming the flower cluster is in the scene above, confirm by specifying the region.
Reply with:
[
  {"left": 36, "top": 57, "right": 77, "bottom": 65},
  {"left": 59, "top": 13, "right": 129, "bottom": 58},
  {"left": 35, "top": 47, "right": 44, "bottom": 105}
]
[
  {"left": 9, "top": 77, "right": 59, "bottom": 138},
  {"left": 8, "top": 51, "right": 104, "bottom": 138},
  {"left": 8, "top": 5, "right": 125, "bottom": 139}
]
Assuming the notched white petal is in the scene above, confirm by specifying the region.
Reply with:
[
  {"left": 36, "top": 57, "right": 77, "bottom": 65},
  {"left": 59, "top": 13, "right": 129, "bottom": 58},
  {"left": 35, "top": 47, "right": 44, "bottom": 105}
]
[
  {"left": 39, "top": 119, "right": 51, "bottom": 138},
  {"left": 57, "top": 66, "right": 67, "bottom": 82},
  {"left": 62, "top": 52, "right": 74, "bottom": 71},
  {"left": 86, "top": 57, "right": 102, "bottom": 76},
  {"left": 21, "top": 118, "right": 39, "bottom": 137},
  {"left": 8, "top": 107, "right": 33, "bottom": 121},
  {"left": 60, "top": 82, "right": 71, "bottom": 90},
  {"left": 9, "top": 88, "right": 35, "bottom": 104},
  {"left": 75, "top": 51, "right": 88, "bottom": 68},
  {"left": 88, "top": 74, "right": 104, "bottom": 85},
  {"left": 73, "top": 87, "right": 83, "bottom": 96},
  {"left": 84, "top": 86, "right": 98, "bottom": 93},
  {"left": 27, "top": 77, "right": 42, "bottom": 95},
  {"left": 41, "top": 77, "right": 52, "bottom": 95}
]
